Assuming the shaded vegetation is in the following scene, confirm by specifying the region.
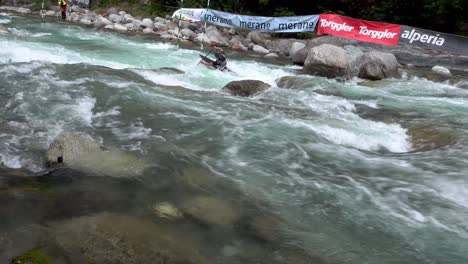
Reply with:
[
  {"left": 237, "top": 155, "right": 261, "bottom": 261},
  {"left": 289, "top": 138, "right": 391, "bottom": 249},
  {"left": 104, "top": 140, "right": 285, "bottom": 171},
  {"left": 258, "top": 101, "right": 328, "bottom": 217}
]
[{"left": 94, "top": 0, "right": 467, "bottom": 33}]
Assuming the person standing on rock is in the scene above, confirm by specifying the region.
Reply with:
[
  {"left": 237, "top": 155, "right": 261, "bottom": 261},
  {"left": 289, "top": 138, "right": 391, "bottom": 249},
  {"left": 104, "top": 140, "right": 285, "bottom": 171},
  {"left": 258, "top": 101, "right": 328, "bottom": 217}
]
[{"left": 58, "top": 0, "right": 67, "bottom": 21}]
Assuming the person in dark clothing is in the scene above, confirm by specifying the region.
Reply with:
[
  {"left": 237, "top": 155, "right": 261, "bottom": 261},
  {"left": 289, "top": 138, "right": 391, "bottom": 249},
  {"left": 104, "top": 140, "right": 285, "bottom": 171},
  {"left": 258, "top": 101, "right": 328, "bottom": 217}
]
[
  {"left": 58, "top": 0, "right": 67, "bottom": 21},
  {"left": 200, "top": 46, "right": 228, "bottom": 71}
]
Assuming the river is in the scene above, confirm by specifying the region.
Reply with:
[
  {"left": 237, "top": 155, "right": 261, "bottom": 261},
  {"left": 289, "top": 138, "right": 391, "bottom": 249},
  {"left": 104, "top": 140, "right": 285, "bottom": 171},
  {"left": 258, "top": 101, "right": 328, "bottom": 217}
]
[{"left": 1, "top": 12, "right": 468, "bottom": 264}]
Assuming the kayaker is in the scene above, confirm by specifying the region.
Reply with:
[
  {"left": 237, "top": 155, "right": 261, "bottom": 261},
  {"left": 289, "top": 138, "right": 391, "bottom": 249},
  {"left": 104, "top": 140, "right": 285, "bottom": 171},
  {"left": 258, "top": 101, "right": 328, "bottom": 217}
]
[{"left": 200, "top": 46, "right": 227, "bottom": 71}]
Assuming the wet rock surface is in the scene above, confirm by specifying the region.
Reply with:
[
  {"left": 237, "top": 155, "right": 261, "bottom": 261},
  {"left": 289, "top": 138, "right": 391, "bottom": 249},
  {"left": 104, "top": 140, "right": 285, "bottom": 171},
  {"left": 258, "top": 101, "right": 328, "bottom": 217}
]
[{"left": 223, "top": 80, "right": 271, "bottom": 97}]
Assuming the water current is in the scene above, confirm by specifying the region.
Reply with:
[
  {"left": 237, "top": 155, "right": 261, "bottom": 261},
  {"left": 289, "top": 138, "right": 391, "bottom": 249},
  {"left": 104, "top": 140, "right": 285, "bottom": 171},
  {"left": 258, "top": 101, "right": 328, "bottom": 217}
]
[{"left": 1, "top": 13, "right": 468, "bottom": 264}]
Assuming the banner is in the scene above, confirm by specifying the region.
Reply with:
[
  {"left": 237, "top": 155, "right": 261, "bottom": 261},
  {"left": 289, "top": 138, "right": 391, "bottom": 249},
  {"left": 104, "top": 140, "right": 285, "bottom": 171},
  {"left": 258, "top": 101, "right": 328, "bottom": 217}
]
[
  {"left": 317, "top": 14, "right": 401, "bottom": 46},
  {"left": 171, "top": 8, "right": 205, "bottom": 22},
  {"left": 399, "top": 26, "right": 468, "bottom": 55},
  {"left": 203, "top": 9, "right": 319, "bottom": 33}
]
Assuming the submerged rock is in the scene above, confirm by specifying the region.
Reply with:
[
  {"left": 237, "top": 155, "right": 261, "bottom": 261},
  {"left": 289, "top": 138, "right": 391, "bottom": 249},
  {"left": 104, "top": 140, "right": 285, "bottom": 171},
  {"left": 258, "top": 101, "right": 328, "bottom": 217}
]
[
  {"left": 155, "top": 67, "right": 185, "bottom": 74},
  {"left": 51, "top": 212, "right": 208, "bottom": 264},
  {"left": 223, "top": 80, "right": 271, "bottom": 97},
  {"left": 408, "top": 126, "right": 458, "bottom": 152},
  {"left": 181, "top": 195, "right": 241, "bottom": 228},
  {"left": 152, "top": 202, "right": 183, "bottom": 220},
  {"left": 303, "top": 44, "right": 351, "bottom": 79},
  {"left": 46, "top": 133, "right": 145, "bottom": 177}
]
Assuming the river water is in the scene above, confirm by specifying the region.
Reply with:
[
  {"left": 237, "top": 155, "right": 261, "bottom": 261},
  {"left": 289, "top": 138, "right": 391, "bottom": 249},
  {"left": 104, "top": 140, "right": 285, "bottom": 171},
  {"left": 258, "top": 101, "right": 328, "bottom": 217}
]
[{"left": 1, "top": 13, "right": 468, "bottom": 263}]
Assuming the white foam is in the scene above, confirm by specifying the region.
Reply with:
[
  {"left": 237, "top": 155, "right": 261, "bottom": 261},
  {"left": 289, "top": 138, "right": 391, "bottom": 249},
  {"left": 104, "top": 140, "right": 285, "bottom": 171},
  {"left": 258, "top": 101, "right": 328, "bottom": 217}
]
[
  {"left": 0, "top": 18, "right": 11, "bottom": 24},
  {"left": 76, "top": 96, "right": 96, "bottom": 126}
]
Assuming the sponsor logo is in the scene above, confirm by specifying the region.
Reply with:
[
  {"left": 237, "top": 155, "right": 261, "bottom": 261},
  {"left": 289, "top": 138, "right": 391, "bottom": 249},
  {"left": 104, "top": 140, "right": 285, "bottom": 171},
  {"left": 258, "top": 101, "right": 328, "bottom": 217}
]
[
  {"left": 359, "top": 26, "right": 397, "bottom": 39},
  {"left": 278, "top": 21, "right": 315, "bottom": 31},
  {"left": 401, "top": 29, "right": 445, "bottom": 46},
  {"left": 320, "top": 18, "right": 354, "bottom": 32},
  {"left": 239, "top": 21, "right": 271, "bottom": 30},
  {"left": 204, "top": 14, "right": 234, "bottom": 26}
]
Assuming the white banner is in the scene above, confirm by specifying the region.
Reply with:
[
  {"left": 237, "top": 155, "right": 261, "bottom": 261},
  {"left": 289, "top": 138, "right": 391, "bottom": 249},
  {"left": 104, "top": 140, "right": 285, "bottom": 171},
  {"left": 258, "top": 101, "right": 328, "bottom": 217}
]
[
  {"left": 172, "top": 9, "right": 319, "bottom": 33},
  {"left": 171, "top": 8, "right": 205, "bottom": 22}
]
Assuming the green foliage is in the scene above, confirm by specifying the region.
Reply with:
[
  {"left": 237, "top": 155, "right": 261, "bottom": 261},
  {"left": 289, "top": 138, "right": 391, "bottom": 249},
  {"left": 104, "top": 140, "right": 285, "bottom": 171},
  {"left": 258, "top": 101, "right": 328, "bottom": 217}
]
[{"left": 11, "top": 249, "right": 50, "bottom": 264}]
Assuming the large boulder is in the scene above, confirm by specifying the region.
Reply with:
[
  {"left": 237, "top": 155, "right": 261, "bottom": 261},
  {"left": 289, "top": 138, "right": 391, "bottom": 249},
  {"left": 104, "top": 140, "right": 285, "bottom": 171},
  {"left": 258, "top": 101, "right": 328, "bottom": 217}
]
[
  {"left": 205, "top": 26, "right": 229, "bottom": 46},
  {"left": 105, "top": 7, "right": 118, "bottom": 16},
  {"left": 292, "top": 36, "right": 359, "bottom": 65},
  {"left": 94, "top": 16, "right": 112, "bottom": 29},
  {"left": 223, "top": 80, "right": 271, "bottom": 97},
  {"left": 153, "top": 22, "right": 168, "bottom": 31},
  {"left": 113, "top": 24, "right": 128, "bottom": 32},
  {"left": 46, "top": 133, "right": 145, "bottom": 177},
  {"left": 266, "top": 39, "right": 293, "bottom": 56},
  {"left": 289, "top": 41, "right": 306, "bottom": 59},
  {"left": 51, "top": 213, "right": 208, "bottom": 264},
  {"left": 246, "top": 31, "right": 270, "bottom": 45},
  {"left": 303, "top": 44, "right": 351, "bottom": 79},
  {"left": 108, "top": 14, "right": 123, "bottom": 24},
  {"left": 358, "top": 51, "right": 399, "bottom": 80},
  {"left": 344, "top": 45, "right": 365, "bottom": 76},
  {"left": 141, "top": 18, "right": 154, "bottom": 29},
  {"left": 253, "top": 45, "right": 270, "bottom": 54},
  {"left": 180, "top": 28, "right": 197, "bottom": 40}
]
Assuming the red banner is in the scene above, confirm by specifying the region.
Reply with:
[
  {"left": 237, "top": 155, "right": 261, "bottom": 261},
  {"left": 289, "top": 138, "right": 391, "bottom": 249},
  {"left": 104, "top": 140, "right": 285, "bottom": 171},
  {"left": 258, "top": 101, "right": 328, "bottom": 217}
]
[{"left": 317, "top": 14, "right": 401, "bottom": 46}]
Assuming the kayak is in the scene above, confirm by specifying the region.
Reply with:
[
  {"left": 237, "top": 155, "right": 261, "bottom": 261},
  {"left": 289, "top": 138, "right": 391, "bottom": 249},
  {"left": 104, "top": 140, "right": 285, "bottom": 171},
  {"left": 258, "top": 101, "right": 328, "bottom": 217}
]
[{"left": 198, "top": 54, "right": 233, "bottom": 73}]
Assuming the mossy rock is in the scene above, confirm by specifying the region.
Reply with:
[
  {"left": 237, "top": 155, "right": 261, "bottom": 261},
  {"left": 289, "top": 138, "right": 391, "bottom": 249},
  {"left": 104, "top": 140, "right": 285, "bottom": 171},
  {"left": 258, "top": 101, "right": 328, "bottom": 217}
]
[{"left": 11, "top": 249, "right": 50, "bottom": 264}]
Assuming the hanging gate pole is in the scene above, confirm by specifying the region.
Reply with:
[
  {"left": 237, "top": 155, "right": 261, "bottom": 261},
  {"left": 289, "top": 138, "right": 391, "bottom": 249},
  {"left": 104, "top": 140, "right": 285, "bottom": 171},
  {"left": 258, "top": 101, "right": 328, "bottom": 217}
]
[
  {"left": 200, "top": 0, "right": 210, "bottom": 50},
  {"left": 176, "top": 0, "right": 184, "bottom": 50}
]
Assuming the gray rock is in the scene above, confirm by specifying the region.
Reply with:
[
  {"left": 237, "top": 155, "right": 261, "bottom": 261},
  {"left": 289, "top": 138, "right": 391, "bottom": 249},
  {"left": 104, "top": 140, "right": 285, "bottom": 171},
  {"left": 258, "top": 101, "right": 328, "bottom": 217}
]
[
  {"left": 71, "top": 5, "right": 82, "bottom": 12},
  {"left": 108, "top": 14, "right": 122, "bottom": 24},
  {"left": 253, "top": 45, "right": 269, "bottom": 54},
  {"left": 124, "top": 23, "right": 136, "bottom": 31},
  {"left": 242, "top": 38, "right": 252, "bottom": 47},
  {"left": 232, "top": 43, "right": 248, "bottom": 51},
  {"left": 118, "top": 10, "right": 126, "bottom": 16},
  {"left": 304, "top": 44, "right": 351, "bottom": 79},
  {"left": 141, "top": 18, "right": 154, "bottom": 29},
  {"left": 266, "top": 39, "right": 293, "bottom": 56},
  {"left": 45, "top": 10, "right": 56, "bottom": 16},
  {"left": 180, "top": 28, "right": 197, "bottom": 41},
  {"left": 122, "top": 14, "right": 134, "bottom": 24},
  {"left": 142, "top": 28, "right": 154, "bottom": 34},
  {"left": 247, "top": 31, "right": 270, "bottom": 45},
  {"left": 105, "top": 7, "right": 117, "bottom": 16},
  {"left": 265, "top": 53, "right": 279, "bottom": 58},
  {"left": 113, "top": 23, "right": 127, "bottom": 32},
  {"left": 47, "top": 133, "right": 145, "bottom": 177},
  {"left": 153, "top": 22, "right": 168, "bottom": 31},
  {"left": 223, "top": 80, "right": 271, "bottom": 97},
  {"left": 432, "top": 65, "right": 451, "bottom": 76},
  {"left": 79, "top": 17, "right": 92, "bottom": 26},
  {"left": 104, "top": 25, "right": 114, "bottom": 30},
  {"left": 187, "top": 23, "right": 198, "bottom": 32},
  {"left": 358, "top": 51, "right": 399, "bottom": 80},
  {"left": 94, "top": 16, "right": 112, "bottom": 29},
  {"left": 228, "top": 28, "right": 236, "bottom": 35},
  {"left": 289, "top": 41, "right": 306, "bottom": 58},
  {"left": 344, "top": 45, "right": 365, "bottom": 76},
  {"left": 52, "top": 213, "right": 208, "bottom": 264},
  {"left": 85, "top": 12, "right": 97, "bottom": 22},
  {"left": 205, "top": 26, "right": 229, "bottom": 46},
  {"left": 154, "top": 17, "right": 166, "bottom": 24}
]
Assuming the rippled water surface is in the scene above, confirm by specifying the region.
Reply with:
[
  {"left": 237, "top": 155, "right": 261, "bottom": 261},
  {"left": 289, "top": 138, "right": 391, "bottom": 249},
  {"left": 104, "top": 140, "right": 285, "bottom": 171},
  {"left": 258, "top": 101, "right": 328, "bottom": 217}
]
[{"left": 1, "top": 13, "right": 468, "bottom": 264}]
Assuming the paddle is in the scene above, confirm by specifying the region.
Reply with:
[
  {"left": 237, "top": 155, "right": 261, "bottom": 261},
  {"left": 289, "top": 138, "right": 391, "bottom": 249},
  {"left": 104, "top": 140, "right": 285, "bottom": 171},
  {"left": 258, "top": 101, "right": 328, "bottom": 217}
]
[{"left": 197, "top": 48, "right": 214, "bottom": 65}]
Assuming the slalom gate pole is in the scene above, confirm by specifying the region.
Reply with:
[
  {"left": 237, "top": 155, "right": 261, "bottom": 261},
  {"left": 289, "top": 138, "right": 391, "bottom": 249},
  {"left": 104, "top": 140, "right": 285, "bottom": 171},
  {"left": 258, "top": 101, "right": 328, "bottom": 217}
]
[
  {"left": 176, "top": 0, "right": 184, "bottom": 50},
  {"left": 200, "top": 0, "right": 210, "bottom": 51},
  {"left": 40, "top": 1, "right": 44, "bottom": 19}
]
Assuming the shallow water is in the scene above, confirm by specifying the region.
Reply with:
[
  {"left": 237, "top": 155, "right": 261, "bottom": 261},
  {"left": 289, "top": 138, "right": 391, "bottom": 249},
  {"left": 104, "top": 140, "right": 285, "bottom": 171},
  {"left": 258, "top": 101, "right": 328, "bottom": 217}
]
[{"left": 1, "top": 13, "right": 468, "bottom": 263}]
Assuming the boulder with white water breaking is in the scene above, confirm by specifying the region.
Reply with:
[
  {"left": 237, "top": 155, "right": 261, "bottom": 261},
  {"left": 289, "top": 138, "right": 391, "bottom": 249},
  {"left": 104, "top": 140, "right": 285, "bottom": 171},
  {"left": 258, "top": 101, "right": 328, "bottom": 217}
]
[
  {"left": 432, "top": 65, "right": 451, "bottom": 76},
  {"left": 47, "top": 133, "right": 145, "bottom": 177},
  {"left": 253, "top": 45, "right": 270, "bottom": 55},
  {"left": 345, "top": 45, "right": 365, "bottom": 76},
  {"left": 358, "top": 51, "right": 399, "bottom": 80},
  {"left": 141, "top": 18, "right": 154, "bottom": 29},
  {"left": 223, "top": 80, "right": 271, "bottom": 97},
  {"left": 303, "top": 44, "right": 351, "bottom": 79}
]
